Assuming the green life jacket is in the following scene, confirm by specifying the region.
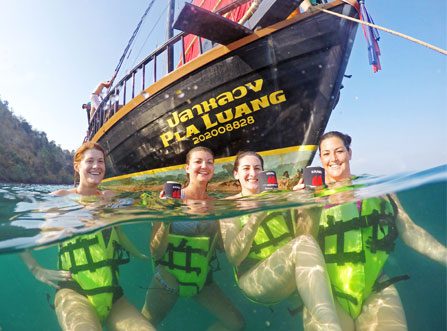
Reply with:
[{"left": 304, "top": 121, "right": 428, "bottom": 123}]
[
  {"left": 157, "top": 233, "right": 217, "bottom": 297},
  {"left": 233, "top": 209, "right": 295, "bottom": 306},
  {"left": 240, "top": 209, "right": 295, "bottom": 260},
  {"left": 318, "top": 196, "right": 398, "bottom": 319},
  {"left": 58, "top": 227, "right": 130, "bottom": 321}
]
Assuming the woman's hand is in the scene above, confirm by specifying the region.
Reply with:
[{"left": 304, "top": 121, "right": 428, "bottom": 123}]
[
  {"left": 20, "top": 251, "right": 71, "bottom": 289},
  {"left": 220, "top": 211, "right": 267, "bottom": 266},
  {"left": 293, "top": 178, "right": 305, "bottom": 191},
  {"left": 115, "top": 227, "right": 150, "bottom": 260},
  {"left": 29, "top": 265, "right": 72, "bottom": 289}
]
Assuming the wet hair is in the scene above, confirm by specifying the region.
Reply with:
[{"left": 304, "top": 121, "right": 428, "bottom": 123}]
[
  {"left": 185, "top": 146, "right": 214, "bottom": 165},
  {"left": 73, "top": 142, "right": 106, "bottom": 182},
  {"left": 184, "top": 146, "right": 214, "bottom": 187},
  {"left": 319, "top": 131, "right": 352, "bottom": 153},
  {"left": 233, "top": 151, "right": 264, "bottom": 172}
]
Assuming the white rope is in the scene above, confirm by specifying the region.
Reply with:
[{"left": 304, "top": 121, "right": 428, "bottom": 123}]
[{"left": 318, "top": 7, "right": 447, "bottom": 56}]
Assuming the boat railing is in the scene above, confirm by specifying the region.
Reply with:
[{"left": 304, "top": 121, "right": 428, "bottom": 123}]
[
  {"left": 87, "top": 31, "right": 206, "bottom": 140},
  {"left": 86, "top": 0, "right": 336, "bottom": 141}
]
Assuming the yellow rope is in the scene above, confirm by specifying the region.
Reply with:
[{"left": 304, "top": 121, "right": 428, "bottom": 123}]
[{"left": 318, "top": 7, "right": 447, "bottom": 56}]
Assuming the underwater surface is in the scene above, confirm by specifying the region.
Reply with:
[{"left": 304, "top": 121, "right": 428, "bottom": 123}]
[{"left": 0, "top": 165, "right": 445, "bottom": 330}]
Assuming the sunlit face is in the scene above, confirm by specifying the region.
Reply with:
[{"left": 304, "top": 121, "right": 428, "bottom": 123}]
[
  {"left": 185, "top": 151, "right": 214, "bottom": 184},
  {"left": 234, "top": 155, "right": 263, "bottom": 194},
  {"left": 319, "top": 136, "right": 352, "bottom": 183},
  {"left": 75, "top": 148, "right": 106, "bottom": 186}
]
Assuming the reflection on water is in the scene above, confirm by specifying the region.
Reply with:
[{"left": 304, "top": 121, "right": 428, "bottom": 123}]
[{"left": 0, "top": 165, "right": 445, "bottom": 330}]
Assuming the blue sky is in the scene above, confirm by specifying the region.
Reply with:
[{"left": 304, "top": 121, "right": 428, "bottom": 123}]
[{"left": 0, "top": 0, "right": 445, "bottom": 176}]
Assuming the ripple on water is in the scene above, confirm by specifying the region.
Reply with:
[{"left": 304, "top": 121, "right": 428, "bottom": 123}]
[{"left": 0, "top": 165, "right": 446, "bottom": 253}]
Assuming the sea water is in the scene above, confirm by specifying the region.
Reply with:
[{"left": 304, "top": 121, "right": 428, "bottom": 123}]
[{"left": 0, "top": 165, "right": 445, "bottom": 331}]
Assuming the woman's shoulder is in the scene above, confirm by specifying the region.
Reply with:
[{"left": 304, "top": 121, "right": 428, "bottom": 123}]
[
  {"left": 181, "top": 188, "right": 215, "bottom": 200},
  {"left": 50, "top": 188, "right": 76, "bottom": 196}
]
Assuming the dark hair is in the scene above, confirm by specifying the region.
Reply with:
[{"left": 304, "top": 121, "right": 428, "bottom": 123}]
[
  {"left": 184, "top": 146, "right": 214, "bottom": 187},
  {"left": 233, "top": 151, "right": 264, "bottom": 172},
  {"left": 186, "top": 146, "right": 214, "bottom": 164},
  {"left": 319, "top": 131, "right": 352, "bottom": 153}
]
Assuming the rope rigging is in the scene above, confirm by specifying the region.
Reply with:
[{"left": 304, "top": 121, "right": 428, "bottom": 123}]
[
  {"left": 317, "top": 5, "right": 447, "bottom": 56},
  {"left": 129, "top": 3, "right": 169, "bottom": 71},
  {"left": 110, "top": 0, "right": 157, "bottom": 86},
  {"left": 110, "top": 0, "right": 446, "bottom": 85}
]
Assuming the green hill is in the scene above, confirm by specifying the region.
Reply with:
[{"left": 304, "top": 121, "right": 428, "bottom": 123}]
[{"left": 0, "top": 98, "right": 74, "bottom": 184}]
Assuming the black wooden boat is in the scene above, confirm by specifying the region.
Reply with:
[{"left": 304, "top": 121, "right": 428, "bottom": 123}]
[{"left": 87, "top": 0, "right": 359, "bottom": 190}]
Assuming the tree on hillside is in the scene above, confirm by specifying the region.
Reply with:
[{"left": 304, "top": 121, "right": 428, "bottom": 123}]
[{"left": 0, "top": 97, "right": 74, "bottom": 184}]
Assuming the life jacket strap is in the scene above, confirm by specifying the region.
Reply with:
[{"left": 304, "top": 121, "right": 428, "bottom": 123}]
[
  {"left": 59, "top": 280, "right": 122, "bottom": 297},
  {"left": 319, "top": 214, "right": 367, "bottom": 265},
  {"left": 333, "top": 289, "right": 358, "bottom": 305},
  {"left": 112, "top": 241, "right": 131, "bottom": 267},
  {"left": 365, "top": 201, "right": 398, "bottom": 253},
  {"left": 176, "top": 280, "right": 200, "bottom": 294},
  {"left": 78, "top": 285, "right": 121, "bottom": 296},
  {"left": 332, "top": 275, "right": 409, "bottom": 309},
  {"left": 372, "top": 275, "right": 410, "bottom": 293},
  {"left": 59, "top": 234, "right": 129, "bottom": 275},
  {"left": 59, "top": 237, "right": 100, "bottom": 273},
  {"left": 158, "top": 238, "right": 208, "bottom": 275},
  {"left": 250, "top": 211, "right": 294, "bottom": 254},
  {"left": 319, "top": 199, "right": 398, "bottom": 265}
]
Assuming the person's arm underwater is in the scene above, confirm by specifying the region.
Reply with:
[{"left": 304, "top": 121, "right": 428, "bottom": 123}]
[
  {"left": 20, "top": 250, "right": 72, "bottom": 289},
  {"left": 393, "top": 195, "right": 447, "bottom": 266},
  {"left": 115, "top": 227, "right": 149, "bottom": 260},
  {"left": 149, "top": 222, "right": 171, "bottom": 261},
  {"left": 220, "top": 211, "right": 267, "bottom": 266}
]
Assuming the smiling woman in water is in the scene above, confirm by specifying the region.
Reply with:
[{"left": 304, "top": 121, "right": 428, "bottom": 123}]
[
  {"left": 20, "top": 141, "right": 155, "bottom": 331},
  {"left": 142, "top": 146, "right": 245, "bottom": 331},
  {"left": 297, "top": 131, "right": 447, "bottom": 331},
  {"left": 220, "top": 151, "right": 342, "bottom": 331}
]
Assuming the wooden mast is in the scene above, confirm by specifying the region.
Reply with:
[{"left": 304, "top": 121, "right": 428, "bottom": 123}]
[{"left": 167, "top": 0, "right": 175, "bottom": 73}]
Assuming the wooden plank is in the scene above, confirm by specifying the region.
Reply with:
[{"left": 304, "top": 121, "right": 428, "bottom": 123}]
[
  {"left": 173, "top": 3, "right": 252, "bottom": 45},
  {"left": 245, "top": 0, "right": 303, "bottom": 29}
]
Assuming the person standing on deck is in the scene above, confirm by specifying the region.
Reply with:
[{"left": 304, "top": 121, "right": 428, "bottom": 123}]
[
  {"left": 81, "top": 102, "right": 92, "bottom": 123},
  {"left": 89, "top": 80, "right": 112, "bottom": 120}
]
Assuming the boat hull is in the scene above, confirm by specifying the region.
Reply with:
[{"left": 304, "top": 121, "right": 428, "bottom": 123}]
[{"left": 96, "top": 3, "right": 358, "bottom": 190}]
